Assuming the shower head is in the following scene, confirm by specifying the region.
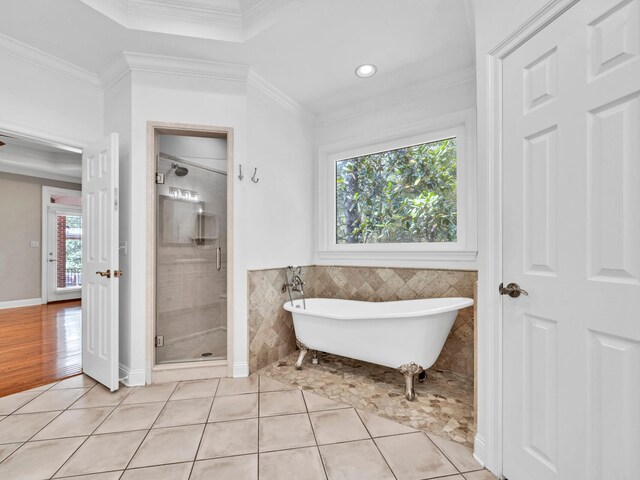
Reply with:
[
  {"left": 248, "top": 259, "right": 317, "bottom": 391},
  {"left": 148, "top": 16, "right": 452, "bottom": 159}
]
[{"left": 171, "top": 163, "right": 189, "bottom": 177}]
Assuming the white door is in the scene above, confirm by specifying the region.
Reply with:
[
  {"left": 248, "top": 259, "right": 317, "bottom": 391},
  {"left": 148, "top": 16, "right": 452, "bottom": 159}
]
[
  {"left": 502, "top": 0, "right": 640, "bottom": 479},
  {"left": 82, "top": 133, "right": 120, "bottom": 391},
  {"left": 46, "top": 207, "right": 82, "bottom": 302}
]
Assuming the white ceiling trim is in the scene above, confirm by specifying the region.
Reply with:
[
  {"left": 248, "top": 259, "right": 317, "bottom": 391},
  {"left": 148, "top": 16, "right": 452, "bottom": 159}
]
[
  {"left": 316, "top": 66, "right": 476, "bottom": 126},
  {"left": 0, "top": 161, "right": 81, "bottom": 184},
  {"left": 242, "top": 0, "right": 312, "bottom": 39},
  {"left": 0, "top": 145, "right": 81, "bottom": 184},
  {"left": 82, "top": 0, "right": 242, "bottom": 41},
  {"left": 100, "top": 51, "right": 250, "bottom": 89},
  {"left": 247, "top": 69, "right": 314, "bottom": 124},
  {"left": 0, "top": 33, "right": 101, "bottom": 90},
  {"left": 128, "top": 0, "right": 242, "bottom": 25},
  {"left": 80, "top": 0, "right": 303, "bottom": 42}
]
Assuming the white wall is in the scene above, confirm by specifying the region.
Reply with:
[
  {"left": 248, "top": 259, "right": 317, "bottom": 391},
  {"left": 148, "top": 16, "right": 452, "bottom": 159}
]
[
  {"left": 0, "top": 49, "right": 103, "bottom": 147},
  {"left": 314, "top": 73, "right": 477, "bottom": 270},
  {"left": 473, "top": 0, "right": 551, "bottom": 55},
  {"left": 129, "top": 72, "right": 249, "bottom": 379},
  {"left": 117, "top": 71, "right": 315, "bottom": 380},
  {"left": 0, "top": 172, "right": 80, "bottom": 304},
  {"left": 245, "top": 81, "right": 315, "bottom": 270},
  {"left": 104, "top": 72, "right": 136, "bottom": 383}
]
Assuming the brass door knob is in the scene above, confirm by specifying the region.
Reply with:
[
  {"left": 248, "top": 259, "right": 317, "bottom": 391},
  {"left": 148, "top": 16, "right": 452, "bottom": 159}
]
[{"left": 96, "top": 270, "right": 111, "bottom": 278}]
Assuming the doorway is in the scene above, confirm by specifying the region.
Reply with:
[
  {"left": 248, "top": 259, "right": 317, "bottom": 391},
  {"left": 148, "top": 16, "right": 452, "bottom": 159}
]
[
  {"left": 148, "top": 122, "right": 234, "bottom": 383},
  {"left": 42, "top": 187, "right": 83, "bottom": 303},
  {"left": 0, "top": 134, "right": 84, "bottom": 395}
]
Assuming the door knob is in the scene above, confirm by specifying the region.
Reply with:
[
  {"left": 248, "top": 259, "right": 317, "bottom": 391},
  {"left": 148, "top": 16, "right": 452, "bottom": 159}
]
[
  {"left": 96, "top": 270, "right": 111, "bottom": 278},
  {"left": 499, "top": 282, "right": 528, "bottom": 298},
  {"left": 48, "top": 259, "right": 57, "bottom": 262}
]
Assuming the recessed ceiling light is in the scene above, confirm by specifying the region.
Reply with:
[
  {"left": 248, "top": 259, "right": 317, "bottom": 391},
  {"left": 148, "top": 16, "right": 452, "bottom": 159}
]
[{"left": 355, "top": 64, "right": 377, "bottom": 78}]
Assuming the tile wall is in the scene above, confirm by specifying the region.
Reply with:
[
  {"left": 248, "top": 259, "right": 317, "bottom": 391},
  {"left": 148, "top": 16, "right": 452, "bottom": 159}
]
[{"left": 247, "top": 266, "right": 477, "bottom": 374}]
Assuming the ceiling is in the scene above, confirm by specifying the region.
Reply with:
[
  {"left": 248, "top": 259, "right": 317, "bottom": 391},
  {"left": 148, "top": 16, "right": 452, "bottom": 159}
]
[{"left": 0, "top": 0, "right": 475, "bottom": 117}]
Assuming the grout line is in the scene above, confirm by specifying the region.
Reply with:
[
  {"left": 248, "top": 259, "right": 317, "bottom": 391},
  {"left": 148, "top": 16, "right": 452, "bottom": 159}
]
[
  {"left": 300, "top": 387, "right": 329, "bottom": 480},
  {"left": 371, "top": 437, "right": 399, "bottom": 480},
  {"left": 188, "top": 377, "right": 221, "bottom": 479},
  {"left": 424, "top": 433, "right": 463, "bottom": 474},
  {"left": 49, "top": 379, "right": 144, "bottom": 478},
  {"left": 257, "top": 375, "right": 261, "bottom": 479},
  {"left": 355, "top": 409, "right": 398, "bottom": 480},
  {"left": 0, "top": 382, "right": 101, "bottom": 466},
  {"left": 53, "top": 467, "right": 125, "bottom": 479},
  {"left": 119, "top": 382, "right": 181, "bottom": 472}
]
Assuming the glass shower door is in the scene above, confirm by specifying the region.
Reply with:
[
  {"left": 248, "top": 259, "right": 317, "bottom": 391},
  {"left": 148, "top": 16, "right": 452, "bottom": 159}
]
[{"left": 155, "top": 143, "right": 227, "bottom": 364}]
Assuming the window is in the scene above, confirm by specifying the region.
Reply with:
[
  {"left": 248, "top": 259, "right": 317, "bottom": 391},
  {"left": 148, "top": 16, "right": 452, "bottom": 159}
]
[
  {"left": 317, "top": 111, "right": 477, "bottom": 263},
  {"left": 335, "top": 137, "right": 458, "bottom": 245}
]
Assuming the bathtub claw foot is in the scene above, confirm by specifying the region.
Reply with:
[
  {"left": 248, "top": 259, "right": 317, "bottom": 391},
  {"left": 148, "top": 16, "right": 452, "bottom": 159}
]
[
  {"left": 398, "top": 362, "right": 424, "bottom": 401},
  {"left": 295, "top": 338, "right": 309, "bottom": 370}
]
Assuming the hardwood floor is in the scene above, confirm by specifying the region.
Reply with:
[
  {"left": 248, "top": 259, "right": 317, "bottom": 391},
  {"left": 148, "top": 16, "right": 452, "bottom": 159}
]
[{"left": 0, "top": 300, "right": 82, "bottom": 397}]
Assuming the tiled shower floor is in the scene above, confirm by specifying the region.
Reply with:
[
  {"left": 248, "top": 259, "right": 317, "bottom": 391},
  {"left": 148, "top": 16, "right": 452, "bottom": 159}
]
[
  {"left": 0, "top": 374, "right": 494, "bottom": 479},
  {"left": 260, "top": 352, "right": 476, "bottom": 447}
]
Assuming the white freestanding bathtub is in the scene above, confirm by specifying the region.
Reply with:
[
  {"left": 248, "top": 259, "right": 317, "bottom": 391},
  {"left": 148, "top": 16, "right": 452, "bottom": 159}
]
[{"left": 283, "top": 297, "right": 474, "bottom": 400}]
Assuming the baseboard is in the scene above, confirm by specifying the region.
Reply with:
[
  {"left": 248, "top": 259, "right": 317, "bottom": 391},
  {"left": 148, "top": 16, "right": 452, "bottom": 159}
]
[
  {"left": 233, "top": 362, "right": 249, "bottom": 378},
  {"left": 473, "top": 433, "right": 487, "bottom": 468},
  {"left": 119, "top": 363, "right": 146, "bottom": 387},
  {"left": 0, "top": 297, "right": 44, "bottom": 310}
]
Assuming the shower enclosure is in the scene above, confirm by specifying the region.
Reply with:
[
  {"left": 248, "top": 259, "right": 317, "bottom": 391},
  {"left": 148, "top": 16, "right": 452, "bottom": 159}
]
[{"left": 155, "top": 134, "right": 228, "bottom": 365}]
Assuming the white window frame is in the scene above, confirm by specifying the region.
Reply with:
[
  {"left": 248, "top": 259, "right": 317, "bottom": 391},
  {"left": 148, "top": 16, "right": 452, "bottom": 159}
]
[{"left": 316, "top": 109, "right": 477, "bottom": 264}]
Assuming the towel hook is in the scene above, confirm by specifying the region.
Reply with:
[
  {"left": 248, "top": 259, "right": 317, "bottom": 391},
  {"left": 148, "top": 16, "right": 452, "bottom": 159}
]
[
  {"left": 238, "top": 164, "right": 244, "bottom": 181},
  {"left": 251, "top": 167, "right": 260, "bottom": 183}
]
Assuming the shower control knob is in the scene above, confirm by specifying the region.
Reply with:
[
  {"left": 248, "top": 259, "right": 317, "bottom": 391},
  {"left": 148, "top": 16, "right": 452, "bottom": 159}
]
[{"left": 499, "top": 282, "right": 528, "bottom": 298}]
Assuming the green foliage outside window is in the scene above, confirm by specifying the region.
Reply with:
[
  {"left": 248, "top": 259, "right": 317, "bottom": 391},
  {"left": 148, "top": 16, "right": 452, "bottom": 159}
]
[
  {"left": 336, "top": 138, "right": 457, "bottom": 244},
  {"left": 65, "top": 215, "right": 82, "bottom": 271}
]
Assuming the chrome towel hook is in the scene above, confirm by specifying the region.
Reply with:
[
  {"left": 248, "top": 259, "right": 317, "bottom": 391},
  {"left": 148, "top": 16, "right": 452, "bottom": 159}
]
[{"left": 251, "top": 167, "right": 260, "bottom": 183}]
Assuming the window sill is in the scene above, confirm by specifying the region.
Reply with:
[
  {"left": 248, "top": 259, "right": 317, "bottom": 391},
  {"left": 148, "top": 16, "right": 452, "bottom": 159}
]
[{"left": 317, "top": 249, "right": 477, "bottom": 264}]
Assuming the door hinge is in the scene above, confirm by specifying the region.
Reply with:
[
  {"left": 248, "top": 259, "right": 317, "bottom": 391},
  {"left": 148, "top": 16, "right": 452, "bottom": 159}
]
[
  {"left": 155, "top": 335, "right": 164, "bottom": 347},
  {"left": 156, "top": 173, "right": 165, "bottom": 184}
]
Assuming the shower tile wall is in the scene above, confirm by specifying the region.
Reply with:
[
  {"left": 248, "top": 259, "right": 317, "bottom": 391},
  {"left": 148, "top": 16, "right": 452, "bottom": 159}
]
[
  {"left": 248, "top": 266, "right": 477, "bottom": 374},
  {"left": 156, "top": 250, "right": 227, "bottom": 363}
]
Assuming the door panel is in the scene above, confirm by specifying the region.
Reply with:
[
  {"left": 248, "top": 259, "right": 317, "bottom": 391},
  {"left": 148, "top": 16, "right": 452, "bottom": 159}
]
[
  {"left": 82, "top": 133, "right": 119, "bottom": 391},
  {"left": 502, "top": 1, "right": 640, "bottom": 479}
]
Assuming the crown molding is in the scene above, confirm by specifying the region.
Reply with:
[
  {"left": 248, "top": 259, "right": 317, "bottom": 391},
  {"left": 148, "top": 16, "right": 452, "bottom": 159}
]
[
  {"left": 0, "top": 145, "right": 81, "bottom": 184},
  {"left": 128, "top": 0, "right": 242, "bottom": 26},
  {"left": 100, "top": 51, "right": 250, "bottom": 89},
  {"left": 81, "top": 0, "right": 302, "bottom": 42},
  {"left": 0, "top": 117, "right": 89, "bottom": 151},
  {"left": 247, "top": 69, "right": 315, "bottom": 125},
  {"left": 241, "top": 0, "right": 311, "bottom": 39},
  {"left": 316, "top": 66, "right": 476, "bottom": 126},
  {"left": 0, "top": 33, "right": 101, "bottom": 90}
]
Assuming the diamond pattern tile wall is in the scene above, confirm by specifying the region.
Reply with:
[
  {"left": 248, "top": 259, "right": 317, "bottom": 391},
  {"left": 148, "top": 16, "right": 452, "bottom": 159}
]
[{"left": 248, "top": 266, "right": 477, "bottom": 374}]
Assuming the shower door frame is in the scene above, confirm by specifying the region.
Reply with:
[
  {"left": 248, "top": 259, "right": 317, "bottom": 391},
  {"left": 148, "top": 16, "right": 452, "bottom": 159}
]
[{"left": 146, "top": 121, "right": 234, "bottom": 383}]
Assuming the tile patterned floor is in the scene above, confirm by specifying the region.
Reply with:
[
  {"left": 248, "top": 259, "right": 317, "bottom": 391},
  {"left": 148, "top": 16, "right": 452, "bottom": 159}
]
[
  {"left": 0, "top": 374, "right": 494, "bottom": 480},
  {"left": 259, "top": 352, "right": 476, "bottom": 446}
]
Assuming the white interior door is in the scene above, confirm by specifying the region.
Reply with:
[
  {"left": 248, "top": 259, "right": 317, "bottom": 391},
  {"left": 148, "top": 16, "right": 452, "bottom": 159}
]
[
  {"left": 82, "top": 133, "right": 120, "bottom": 391},
  {"left": 502, "top": 0, "right": 640, "bottom": 479}
]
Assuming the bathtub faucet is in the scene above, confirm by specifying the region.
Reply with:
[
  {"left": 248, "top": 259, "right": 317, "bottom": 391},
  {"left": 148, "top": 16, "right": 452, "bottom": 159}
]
[
  {"left": 292, "top": 275, "right": 305, "bottom": 294},
  {"left": 282, "top": 266, "right": 306, "bottom": 309}
]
